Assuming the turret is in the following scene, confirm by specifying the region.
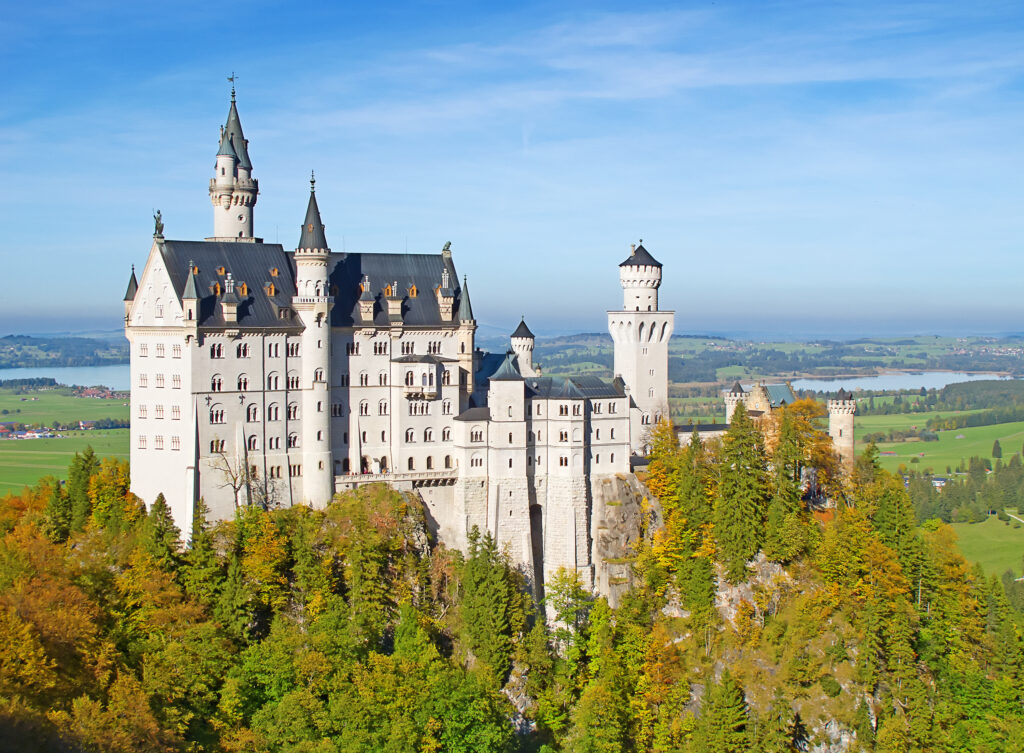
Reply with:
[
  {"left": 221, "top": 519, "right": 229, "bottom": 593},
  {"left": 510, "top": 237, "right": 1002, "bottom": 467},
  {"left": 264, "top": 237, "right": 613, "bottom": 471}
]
[
  {"left": 457, "top": 275, "right": 476, "bottom": 402},
  {"left": 724, "top": 382, "right": 746, "bottom": 423},
  {"left": 828, "top": 388, "right": 857, "bottom": 473},
  {"left": 123, "top": 265, "right": 138, "bottom": 321},
  {"left": 291, "top": 174, "right": 333, "bottom": 507},
  {"left": 510, "top": 318, "right": 539, "bottom": 377},
  {"left": 208, "top": 87, "right": 259, "bottom": 241},
  {"left": 619, "top": 242, "right": 662, "bottom": 311}
]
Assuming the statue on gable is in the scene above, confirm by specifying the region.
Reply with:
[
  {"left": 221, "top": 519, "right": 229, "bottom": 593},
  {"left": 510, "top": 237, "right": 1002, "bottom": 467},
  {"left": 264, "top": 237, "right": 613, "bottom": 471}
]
[{"left": 153, "top": 209, "right": 164, "bottom": 238}]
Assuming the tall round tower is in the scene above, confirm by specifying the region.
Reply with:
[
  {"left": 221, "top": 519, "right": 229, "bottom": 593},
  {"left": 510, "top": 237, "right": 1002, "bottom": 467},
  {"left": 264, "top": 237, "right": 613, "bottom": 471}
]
[
  {"left": 724, "top": 382, "right": 746, "bottom": 423},
  {"left": 510, "top": 318, "right": 538, "bottom": 377},
  {"left": 292, "top": 174, "right": 334, "bottom": 506},
  {"left": 607, "top": 242, "right": 675, "bottom": 454},
  {"left": 828, "top": 388, "right": 857, "bottom": 472},
  {"left": 208, "top": 88, "right": 259, "bottom": 241}
]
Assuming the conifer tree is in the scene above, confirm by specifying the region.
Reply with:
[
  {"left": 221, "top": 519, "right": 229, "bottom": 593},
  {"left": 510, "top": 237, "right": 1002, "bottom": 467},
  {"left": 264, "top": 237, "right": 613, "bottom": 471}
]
[
  {"left": 143, "top": 493, "right": 181, "bottom": 571},
  {"left": 43, "top": 480, "right": 72, "bottom": 543},
  {"left": 698, "top": 669, "right": 752, "bottom": 753},
  {"left": 460, "top": 527, "right": 514, "bottom": 682},
  {"left": 758, "top": 689, "right": 797, "bottom": 752},
  {"left": 181, "top": 501, "right": 222, "bottom": 606},
  {"left": 67, "top": 445, "right": 99, "bottom": 531},
  {"left": 715, "top": 403, "right": 771, "bottom": 583}
]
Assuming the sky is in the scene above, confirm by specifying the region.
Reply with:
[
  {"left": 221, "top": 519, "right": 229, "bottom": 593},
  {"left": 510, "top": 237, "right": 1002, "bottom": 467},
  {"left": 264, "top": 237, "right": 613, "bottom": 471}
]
[{"left": 2, "top": 1, "right": 1024, "bottom": 339}]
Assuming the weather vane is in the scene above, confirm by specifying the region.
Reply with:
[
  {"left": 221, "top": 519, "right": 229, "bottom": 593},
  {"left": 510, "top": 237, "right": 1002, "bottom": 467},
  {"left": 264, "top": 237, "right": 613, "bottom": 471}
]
[{"left": 227, "top": 72, "right": 238, "bottom": 99}]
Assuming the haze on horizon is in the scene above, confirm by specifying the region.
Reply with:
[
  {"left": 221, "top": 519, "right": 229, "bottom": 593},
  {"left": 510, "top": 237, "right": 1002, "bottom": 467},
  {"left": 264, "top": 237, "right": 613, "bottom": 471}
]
[{"left": 2, "top": 1, "right": 1023, "bottom": 339}]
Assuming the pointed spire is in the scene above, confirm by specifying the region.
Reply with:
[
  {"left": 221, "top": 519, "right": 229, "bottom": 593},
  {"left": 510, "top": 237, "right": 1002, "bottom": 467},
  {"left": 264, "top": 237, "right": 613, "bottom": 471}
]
[
  {"left": 297, "top": 177, "right": 329, "bottom": 251},
  {"left": 458, "top": 275, "right": 475, "bottom": 322},
  {"left": 223, "top": 93, "right": 252, "bottom": 170},
  {"left": 217, "top": 125, "right": 237, "bottom": 158},
  {"left": 123, "top": 265, "right": 138, "bottom": 301},
  {"left": 182, "top": 261, "right": 199, "bottom": 300},
  {"left": 512, "top": 317, "right": 534, "bottom": 339}
]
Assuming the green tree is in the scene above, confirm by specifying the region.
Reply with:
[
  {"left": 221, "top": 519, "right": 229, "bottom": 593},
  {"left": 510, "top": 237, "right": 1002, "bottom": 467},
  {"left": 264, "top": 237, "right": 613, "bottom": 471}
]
[
  {"left": 460, "top": 527, "right": 516, "bottom": 682},
  {"left": 993, "top": 439, "right": 1003, "bottom": 459},
  {"left": 698, "top": 669, "right": 752, "bottom": 753},
  {"left": 66, "top": 446, "right": 99, "bottom": 531},
  {"left": 714, "top": 403, "right": 771, "bottom": 583},
  {"left": 142, "top": 493, "right": 181, "bottom": 571}
]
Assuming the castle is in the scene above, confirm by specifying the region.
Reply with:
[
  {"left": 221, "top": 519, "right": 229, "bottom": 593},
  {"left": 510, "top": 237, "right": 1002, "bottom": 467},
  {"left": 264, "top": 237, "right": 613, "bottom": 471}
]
[{"left": 123, "top": 91, "right": 673, "bottom": 590}]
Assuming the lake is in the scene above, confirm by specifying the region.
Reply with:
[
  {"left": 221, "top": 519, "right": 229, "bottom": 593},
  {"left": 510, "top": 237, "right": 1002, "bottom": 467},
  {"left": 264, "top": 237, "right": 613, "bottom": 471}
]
[
  {"left": 0, "top": 364, "right": 130, "bottom": 391},
  {"left": 791, "top": 371, "right": 1010, "bottom": 393}
]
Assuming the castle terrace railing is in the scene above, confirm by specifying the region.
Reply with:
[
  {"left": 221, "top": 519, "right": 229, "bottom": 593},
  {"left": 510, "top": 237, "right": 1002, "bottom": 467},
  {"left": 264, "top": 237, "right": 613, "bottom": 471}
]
[{"left": 335, "top": 469, "right": 457, "bottom": 490}]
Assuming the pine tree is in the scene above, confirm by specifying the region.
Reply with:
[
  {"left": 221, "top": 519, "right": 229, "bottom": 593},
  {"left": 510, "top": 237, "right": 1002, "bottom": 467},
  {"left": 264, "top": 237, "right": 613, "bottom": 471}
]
[
  {"left": 460, "top": 527, "right": 514, "bottom": 682},
  {"left": 758, "top": 689, "right": 796, "bottom": 752},
  {"left": 67, "top": 445, "right": 99, "bottom": 531},
  {"left": 42, "top": 481, "right": 72, "bottom": 542},
  {"left": 143, "top": 493, "right": 181, "bottom": 570},
  {"left": 181, "top": 500, "right": 222, "bottom": 606},
  {"left": 714, "top": 403, "right": 770, "bottom": 583},
  {"left": 993, "top": 439, "right": 1003, "bottom": 459},
  {"left": 698, "top": 669, "right": 752, "bottom": 753}
]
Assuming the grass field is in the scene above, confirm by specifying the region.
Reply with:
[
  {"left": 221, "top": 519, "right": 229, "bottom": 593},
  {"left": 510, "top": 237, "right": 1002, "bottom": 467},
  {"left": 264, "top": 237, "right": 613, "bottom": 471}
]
[
  {"left": 0, "top": 388, "right": 129, "bottom": 425},
  {"left": 874, "top": 419, "right": 1024, "bottom": 473},
  {"left": 0, "top": 430, "right": 129, "bottom": 491},
  {"left": 950, "top": 515, "right": 1024, "bottom": 577}
]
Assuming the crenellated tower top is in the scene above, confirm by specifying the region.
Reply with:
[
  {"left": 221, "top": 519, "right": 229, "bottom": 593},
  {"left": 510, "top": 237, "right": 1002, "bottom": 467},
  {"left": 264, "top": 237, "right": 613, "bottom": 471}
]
[{"left": 619, "top": 241, "right": 662, "bottom": 311}]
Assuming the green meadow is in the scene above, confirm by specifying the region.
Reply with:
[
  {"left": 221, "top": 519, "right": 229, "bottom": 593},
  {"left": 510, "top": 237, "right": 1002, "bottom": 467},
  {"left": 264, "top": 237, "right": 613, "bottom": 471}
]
[
  {"left": 0, "top": 388, "right": 129, "bottom": 425},
  {"left": 951, "top": 515, "right": 1024, "bottom": 578},
  {"left": 873, "top": 419, "right": 1024, "bottom": 473},
  {"left": 0, "top": 430, "right": 129, "bottom": 492}
]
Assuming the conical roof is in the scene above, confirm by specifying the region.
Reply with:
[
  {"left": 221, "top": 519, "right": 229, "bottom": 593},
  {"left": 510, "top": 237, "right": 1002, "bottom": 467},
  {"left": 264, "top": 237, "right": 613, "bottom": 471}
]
[
  {"left": 458, "top": 276, "right": 474, "bottom": 322},
  {"left": 123, "top": 267, "right": 138, "bottom": 301},
  {"left": 511, "top": 318, "right": 534, "bottom": 339},
  {"left": 297, "top": 182, "right": 329, "bottom": 251},
  {"left": 619, "top": 243, "right": 662, "bottom": 268},
  {"left": 490, "top": 351, "right": 523, "bottom": 381},
  {"left": 835, "top": 388, "right": 853, "bottom": 401},
  {"left": 182, "top": 264, "right": 199, "bottom": 300},
  {"left": 224, "top": 97, "right": 252, "bottom": 169},
  {"left": 730, "top": 381, "right": 745, "bottom": 394},
  {"left": 216, "top": 126, "right": 237, "bottom": 158}
]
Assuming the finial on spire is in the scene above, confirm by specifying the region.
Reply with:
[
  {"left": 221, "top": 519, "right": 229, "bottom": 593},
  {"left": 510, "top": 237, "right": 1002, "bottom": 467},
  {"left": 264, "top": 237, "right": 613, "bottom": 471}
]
[
  {"left": 310, "top": 170, "right": 315, "bottom": 192},
  {"left": 227, "top": 72, "right": 238, "bottom": 101}
]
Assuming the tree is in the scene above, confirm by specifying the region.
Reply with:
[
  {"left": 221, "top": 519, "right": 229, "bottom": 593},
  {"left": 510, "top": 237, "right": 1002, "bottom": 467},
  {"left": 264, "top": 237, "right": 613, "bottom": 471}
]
[
  {"left": 697, "top": 669, "right": 752, "bottom": 753},
  {"left": 993, "top": 439, "right": 1003, "bottom": 459},
  {"left": 66, "top": 446, "right": 99, "bottom": 531},
  {"left": 143, "top": 494, "right": 181, "bottom": 571},
  {"left": 714, "top": 403, "right": 771, "bottom": 583},
  {"left": 460, "top": 527, "right": 516, "bottom": 682}
]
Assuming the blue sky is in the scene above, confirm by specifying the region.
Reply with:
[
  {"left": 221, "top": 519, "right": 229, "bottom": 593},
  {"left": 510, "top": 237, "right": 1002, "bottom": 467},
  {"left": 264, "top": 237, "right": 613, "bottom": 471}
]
[{"left": 2, "top": 1, "right": 1024, "bottom": 338}]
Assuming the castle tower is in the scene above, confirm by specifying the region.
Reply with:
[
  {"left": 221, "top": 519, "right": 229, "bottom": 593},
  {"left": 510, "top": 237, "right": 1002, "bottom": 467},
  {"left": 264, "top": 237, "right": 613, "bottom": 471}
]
[
  {"left": 208, "top": 87, "right": 259, "bottom": 241},
  {"left": 457, "top": 275, "right": 476, "bottom": 407},
  {"left": 828, "top": 388, "right": 856, "bottom": 472},
  {"left": 607, "top": 243, "right": 675, "bottom": 453},
  {"left": 724, "top": 381, "right": 746, "bottom": 423},
  {"left": 292, "top": 175, "right": 334, "bottom": 506},
  {"left": 510, "top": 318, "right": 539, "bottom": 377}
]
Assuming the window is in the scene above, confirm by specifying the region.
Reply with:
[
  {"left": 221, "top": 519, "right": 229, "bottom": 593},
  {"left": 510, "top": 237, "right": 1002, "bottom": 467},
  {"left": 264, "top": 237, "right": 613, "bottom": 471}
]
[
  {"left": 610, "top": 428, "right": 616, "bottom": 439},
  {"left": 172, "top": 344, "right": 182, "bottom": 358},
  {"left": 172, "top": 405, "right": 180, "bottom": 420},
  {"left": 237, "top": 343, "right": 249, "bottom": 358},
  {"left": 246, "top": 404, "right": 258, "bottom": 422},
  {"left": 210, "top": 343, "right": 223, "bottom": 358},
  {"left": 442, "top": 427, "right": 451, "bottom": 441},
  {"left": 268, "top": 403, "right": 280, "bottom": 421},
  {"left": 288, "top": 374, "right": 300, "bottom": 389},
  {"left": 210, "top": 375, "right": 222, "bottom": 392},
  {"left": 209, "top": 407, "right": 225, "bottom": 424},
  {"left": 405, "top": 371, "right": 414, "bottom": 386},
  {"left": 573, "top": 404, "right": 581, "bottom": 416},
  {"left": 379, "top": 400, "right": 389, "bottom": 415},
  {"left": 288, "top": 342, "right": 300, "bottom": 357},
  {"left": 210, "top": 439, "right": 225, "bottom": 453},
  {"left": 268, "top": 343, "right": 280, "bottom": 358},
  {"left": 444, "top": 455, "right": 452, "bottom": 469},
  {"left": 138, "top": 404, "right": 147, "bottom": 419},
  {"left": 289, "top": 464, "right": 302, "bottom": 477},
  {"left": 593, "top": 403, "right": 602, "bottom": 414},
  {"left": 361, "top": 431, "right": 367, "bottom": 443},
  {"left": 247, "top": 435, "right": 259, "bottom": 451},
  {"left": 138, "top": 374, "right": 148, "bottom": 388},
  {"left": 381, "top": 430, "right": 387, "bottom": 442},
  {"left": 379, "top": 372, "right": 388, "bottom": 385},
  {"left": 172, "top": 374, "right": 181, "bottom": 389},
  {"left": 359, "top": 372, "right": 369, "bottom": 386},
  {"left": 595, "top": 429, "right": 601, "bottom": 439},
  {"left": 332, "top": 403, "right": 344, "bottom": 417},
  {"left": 610, "top": 453, "right": 615, "bottom": 463},
  {"left": 536, "top": 404, "right": 542, "bottom": 416},
  {"left": 138, "top": 435, "right": 147, "bottom": 449},
  {"left": 171, "top": 436, "right": 180, "bottom": 451},
  {"left": 443, "top": 400, "right": 451, "bottom": 415},
  {"left": 408, "top": 457, "right": 416, "bottom": 471},
  {"left": 424, "top": 429, "right": 434, "bottom": 442},
  {"left": 288, "top": 433, "right": 298, "bottom": 448},
  {"left": 405, "top": 429, "right": 415, "bottom": 443},
  {"left": 237, "top": 374, "right": 249, "bottom": 391},
  {"left": 267, "top": 373, "right": 280, "bottom": 390},
  {"left": 609, "top": 402, "right": 617, "bottom": 414},
  {"left": 340, "top": 374, "right": 350, "bottom": 386},
  {"left": 139, "top": 344, "right": 148, "bottom": 357},
  {"left": 315, "top": 368, "right": 324, "bottom": 382},
  {"left": 559, "top": 404, "right": 568, "bottom": 416},
  {"left": 402, "top": 341, "right": 414, "bottom": 355},
  {"left": 426, "top": 456, "right": 434, "bottom": 469},
  {"left": 345, "top": 342, "right": 359, "bottom": 355},
  {"left": 155, "top": 405, "right": 164, "bottom": 419},
  {"left": 596, "top": 454, "right": 600, "bottom": 464},
  {"left": 155, "top": 374, "right": 165, "bottom": 388},
  {"left": 270, "top": 466, "right": 282, "bottom": 479},
  {"left": 508, "top": 432, "right": 513, "bottom": 443},
  {"left": 471, "top": 429, "right": 483, "bottom": 442},
  {"left": 288, "top": 404, "right": 299, "bottom": 420},
  {"left": 559, "top": 456, "right": 568, "bottom": 467},
  {"left": 359, "top": 401, "right": 369, "bottom": 416},
  {"left": 374, "top": 341, "right": 388, "bottom": 355},
  {"left": 559, "top": 431, "right": 568, "bottom": 442},
  {"left": 155, "top": 343, "right": 165, "bottom": 358},
  {"left": 268, "top": 436, "right": 281, "bottom": 450}
]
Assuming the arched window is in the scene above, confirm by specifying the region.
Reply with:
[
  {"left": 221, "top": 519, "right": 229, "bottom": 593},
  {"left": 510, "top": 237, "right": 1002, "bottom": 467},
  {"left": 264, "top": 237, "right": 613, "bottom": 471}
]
[
  {"left": 359, "top": 401, "right": 369, "bottom": 416},
  {"left": 267, "top": 372, "right": 280, "bottom": 390},
  {"left": 421, "top": 373, "right": 428, "bottom": 387},
  {"left": 444, "top": 455, "right": 452, "bottom": 469},
  {"left": 379, "top": 371, "right": 388, "bottom": 385},
  {"left": 424, "top": 429, "right": 433, "bottom": 442},
  {"left": 209, "top": 405, "right": 225, "bottom": 424},
  {"left": 405, "top": 428, "right": 415, "bottom": 443},
  {"left": 210, "top": 374, "right": 223, "bottom": 392},
  {"left": 314, "top": 368, "right": 324, "bottom": 382},
  {"left": 210, "top": 343, "right": 223, "bottom": 358},
  {"left": 288, "top": 433, "right": 298, "bottom": 448},
  {"left": 359, "top": 372, "right": 368, "bottom": 386},
  {"left": 442, "top": 400, "right": 452, "bottom": 415},
  {"left": 442, "top": 427, "right": 451, "bottom": 441},
  {"left": 408, "top": 457, "right": 415, "bottom": 470},
  {"left": 237, "top": 343, "right": 249, "bottom": 358},
  {"left": 378, "top": 400, "right": 388, "bottom": 415},
  {"left": 267, "top": 403, "right": 279, "bottom": 421},
  {"left": 246, "top": 404, "right": 258, "bottom": 422},
  {"left": 237, "top": 374, "right": 248, "bottom": 391},
  {"left": 288, "top": 403, "right": 299, "bottom": 420},
  {"left": 405, "top": 371, "right": 414, "bottom": 386},
  {"left": 426, "top": 456, "right": 433, "bottom": 470},
  {"left": 247, "top": 435, "right": 259, "bottom": 450},
  {"left": 442, "top": 370, "right": 451, "bottom": 385}
]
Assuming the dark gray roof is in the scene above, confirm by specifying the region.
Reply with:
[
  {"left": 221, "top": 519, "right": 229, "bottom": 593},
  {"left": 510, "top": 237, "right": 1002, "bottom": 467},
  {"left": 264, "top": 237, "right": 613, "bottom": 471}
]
[
  {"left": 298, "top": 186, "right": 329, "bottom": 251},
  {"left": 217, "top": 127, "right": 237, "bottom": 158},
  {"left": 182, "top": 266, "right": 199, "bottom": 300},
  {"left": 328, "top": 252, "right": 464, "bottom": 327},
  {"left": 562, "top": 375, "right": 626, "bottom": 399},
  {"left": 458, "top": 276, "right": 474, "bottom": 322},
  {"left": 223, "top": 98, "right": 252, "bottom": 170},
  {"left": 619, "top": 243, "right": 662, "bottom": 269},
  {"left": 511, "top": 318, "right": 534, "bottom": 339},
  {"left": 123, "top": 267, "right": 138, "bottom": 301},
  {"left": 835, "top": 388, "right": 853, "bottom": 401},
  {"left": 158, "top": 240, "right": 300, "bottom": 329},
  {"left": 730, "top": 381, "right": 745, "bottom": 394},
  {"left": 489, "top": 352, "right": 523, "bottom": 381},
  {"left": 392, "top": 354, "right": 456, "bottom": 364},
  {"left": 522, "top": 377, "right": 600, "bottom": 400},
  {"left": 455, "top": 406, "right": 491, "bottom": 421}
]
